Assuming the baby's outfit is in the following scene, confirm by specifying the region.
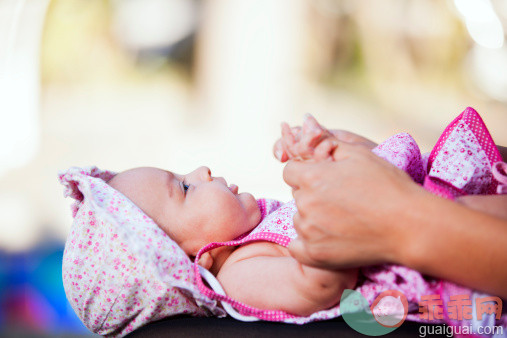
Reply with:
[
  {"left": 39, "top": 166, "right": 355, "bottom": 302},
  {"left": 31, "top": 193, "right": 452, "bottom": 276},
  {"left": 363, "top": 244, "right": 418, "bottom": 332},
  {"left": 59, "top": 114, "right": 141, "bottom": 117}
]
[
  {"left": 195, "top": 199, "right": 329, "bottom": 323},
  {"left": 60, "top": 107, "right": 507, "bottom": 337}
]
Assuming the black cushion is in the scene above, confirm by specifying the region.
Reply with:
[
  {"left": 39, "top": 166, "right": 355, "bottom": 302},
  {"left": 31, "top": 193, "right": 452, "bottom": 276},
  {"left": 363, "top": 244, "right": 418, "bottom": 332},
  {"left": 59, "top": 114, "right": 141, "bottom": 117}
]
[{"left": 126, "top": 315, "right": 449, "bottom": 338}]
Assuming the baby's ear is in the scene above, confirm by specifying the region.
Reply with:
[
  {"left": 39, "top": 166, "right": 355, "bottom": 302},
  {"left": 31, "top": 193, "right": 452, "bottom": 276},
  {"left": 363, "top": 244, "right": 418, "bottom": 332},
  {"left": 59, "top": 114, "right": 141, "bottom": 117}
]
[{"left": 197, "top": 252, "right": 214, "bottom": 270}]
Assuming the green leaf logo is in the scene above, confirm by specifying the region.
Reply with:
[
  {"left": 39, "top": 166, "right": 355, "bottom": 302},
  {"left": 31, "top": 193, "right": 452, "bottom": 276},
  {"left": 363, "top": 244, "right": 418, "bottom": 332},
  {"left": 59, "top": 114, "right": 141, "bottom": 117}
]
[{"left": 341, "top": 289, "right": 408, "bottom": 336}]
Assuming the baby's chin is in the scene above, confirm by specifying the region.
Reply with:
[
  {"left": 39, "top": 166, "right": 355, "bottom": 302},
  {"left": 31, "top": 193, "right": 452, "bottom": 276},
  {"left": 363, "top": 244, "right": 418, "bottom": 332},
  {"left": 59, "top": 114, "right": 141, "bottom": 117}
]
[{"left": 237, "top": 192, "right": 262, "bottom": 227}]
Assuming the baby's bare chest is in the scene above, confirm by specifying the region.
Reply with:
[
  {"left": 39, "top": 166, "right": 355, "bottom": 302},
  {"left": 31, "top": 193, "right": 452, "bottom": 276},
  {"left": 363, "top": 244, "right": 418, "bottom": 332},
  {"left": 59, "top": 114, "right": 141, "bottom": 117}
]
[{"left": 221, "top": 241, "right": 291, "bottom": 270}]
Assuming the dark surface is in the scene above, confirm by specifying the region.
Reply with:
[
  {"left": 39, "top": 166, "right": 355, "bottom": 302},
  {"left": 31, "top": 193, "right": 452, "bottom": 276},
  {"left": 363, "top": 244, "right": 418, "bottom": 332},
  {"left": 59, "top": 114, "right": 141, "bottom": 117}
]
[{"left": 127, "top": 316, "right": 451, "bottom": 338}]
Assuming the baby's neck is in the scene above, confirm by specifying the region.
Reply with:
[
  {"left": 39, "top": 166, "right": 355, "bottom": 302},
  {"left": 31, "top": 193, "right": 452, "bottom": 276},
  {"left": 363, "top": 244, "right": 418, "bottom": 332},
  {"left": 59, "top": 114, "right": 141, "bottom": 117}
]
[{"left": 209, "top": 246, "right": 236, "bottom": 275}]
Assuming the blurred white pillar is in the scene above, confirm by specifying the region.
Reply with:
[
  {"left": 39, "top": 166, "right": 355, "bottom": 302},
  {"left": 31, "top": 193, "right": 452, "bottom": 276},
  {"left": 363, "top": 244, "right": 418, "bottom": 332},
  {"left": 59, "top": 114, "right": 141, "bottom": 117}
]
[
  {"left": 196, "top": 0, "right": 305, "bottom": 197},
  {"left": 0, "top": 0, "right": 50, "bottom": 177}
]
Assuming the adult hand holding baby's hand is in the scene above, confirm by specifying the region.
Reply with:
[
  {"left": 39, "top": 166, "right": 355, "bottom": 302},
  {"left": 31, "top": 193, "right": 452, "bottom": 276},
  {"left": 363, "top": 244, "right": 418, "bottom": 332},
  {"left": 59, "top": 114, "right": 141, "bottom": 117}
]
[
  {"left": 273, "top": 114, "right": 377, "bottom": 162},
  {"left": 273, "top": 114, "right": 337, "bottom": 162},
  {"left": 284, "top": 141, "right": 422, "bottom": 269}
]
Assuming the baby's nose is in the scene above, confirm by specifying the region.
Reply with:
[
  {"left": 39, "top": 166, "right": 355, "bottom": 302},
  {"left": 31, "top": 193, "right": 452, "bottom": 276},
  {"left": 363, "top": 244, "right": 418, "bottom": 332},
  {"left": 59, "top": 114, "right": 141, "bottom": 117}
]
[{"left": 197, "top": 166, "right": 212, "bottom": 181}]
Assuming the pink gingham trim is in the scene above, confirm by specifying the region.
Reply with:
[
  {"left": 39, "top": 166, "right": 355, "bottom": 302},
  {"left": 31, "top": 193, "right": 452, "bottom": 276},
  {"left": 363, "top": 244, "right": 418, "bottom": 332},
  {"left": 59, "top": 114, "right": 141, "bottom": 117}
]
[{"left": 194, "top": 231, "right": 296, "bottom": 321}]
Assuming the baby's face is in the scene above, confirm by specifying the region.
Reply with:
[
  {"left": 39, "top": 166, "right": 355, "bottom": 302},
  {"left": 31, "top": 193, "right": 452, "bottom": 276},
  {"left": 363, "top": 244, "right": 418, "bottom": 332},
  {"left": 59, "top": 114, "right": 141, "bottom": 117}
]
[{"left": 109, "top": 167, "right": 261, "bottom": 255}]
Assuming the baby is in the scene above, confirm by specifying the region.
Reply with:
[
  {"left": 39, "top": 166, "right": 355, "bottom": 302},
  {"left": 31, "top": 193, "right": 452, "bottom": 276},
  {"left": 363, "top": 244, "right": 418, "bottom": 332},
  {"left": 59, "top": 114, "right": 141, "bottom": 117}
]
[
  {"left": 107, "top": 115, "right": 362, "bottom": 317},
  {"left": 107, "top": 112, "right": 507, "bottom": 318}
]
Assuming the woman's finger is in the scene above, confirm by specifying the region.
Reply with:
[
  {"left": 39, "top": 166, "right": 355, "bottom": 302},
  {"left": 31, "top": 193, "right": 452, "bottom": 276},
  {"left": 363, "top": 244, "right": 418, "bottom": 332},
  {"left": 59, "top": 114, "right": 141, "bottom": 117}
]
[
  {"left": 291, "top": 210, "right": 306, "bottom": 237},
  {"left": 330, "top": 140, "right": 360, "bottom": 161},
  {"left": 283, "top": 160, "right": 310, "bottom": 189},
  {"left": 287, "top": 237, "right": 318, "bottom": 267}
]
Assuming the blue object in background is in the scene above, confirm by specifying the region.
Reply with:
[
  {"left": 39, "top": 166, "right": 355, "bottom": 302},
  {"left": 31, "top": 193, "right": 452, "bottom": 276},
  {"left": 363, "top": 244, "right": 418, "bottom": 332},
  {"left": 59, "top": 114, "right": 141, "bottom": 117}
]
[{"left": 0, "top": 241, "right": 93, "bottom": 336}]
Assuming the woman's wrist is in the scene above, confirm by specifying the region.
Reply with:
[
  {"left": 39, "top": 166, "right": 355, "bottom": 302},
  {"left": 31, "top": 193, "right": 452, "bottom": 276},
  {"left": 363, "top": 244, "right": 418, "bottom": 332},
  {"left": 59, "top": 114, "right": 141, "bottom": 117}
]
[
  {"left": 384, "top": 185, "right": 441, "bottom": 269},
  {"left": 390, "top": 188, "right": 507, "bottom": 297}
]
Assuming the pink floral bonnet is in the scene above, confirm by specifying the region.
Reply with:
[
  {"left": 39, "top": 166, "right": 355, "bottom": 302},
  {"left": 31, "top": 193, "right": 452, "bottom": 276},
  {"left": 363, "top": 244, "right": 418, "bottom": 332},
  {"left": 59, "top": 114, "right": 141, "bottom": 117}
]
[{"left": 59, "top": 166, "right": 224, "bottom": 337}]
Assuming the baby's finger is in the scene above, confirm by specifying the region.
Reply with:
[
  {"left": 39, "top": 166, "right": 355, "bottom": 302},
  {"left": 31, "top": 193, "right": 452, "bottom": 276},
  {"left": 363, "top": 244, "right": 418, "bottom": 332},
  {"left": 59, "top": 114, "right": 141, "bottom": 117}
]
[
  {"left": 314, "top": 138, "right": 339, "bottom": 161},
  {"left": 281, "top": 122, "right": 297, "bottom": 159},
  {"left": 302, "top": 114, "right": 333, "bottom": 143},
  {"left": 302, "top": 114, "right": 325, "bottom": 134},
  {"left": 273, "top": 139, "right": 288, "bottom": 162},
  {"left": 295, "top": 128, "right": 323, "bottom": 160},
  {"left": 305, "top": 127, "right": 327, "bottom": 149},
  {"left": 291, "top": 126, "right": 302, "bottom": 142},
  {"left": 281, "top": 152, "right": 289, "bottom": 162}
]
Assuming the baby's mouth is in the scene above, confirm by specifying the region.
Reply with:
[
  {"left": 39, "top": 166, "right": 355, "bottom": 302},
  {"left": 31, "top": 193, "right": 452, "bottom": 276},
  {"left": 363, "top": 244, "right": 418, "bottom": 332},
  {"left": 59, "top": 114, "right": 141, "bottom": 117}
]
[{"left": 228, "top": 184, "right": 239, "bottom": 194}]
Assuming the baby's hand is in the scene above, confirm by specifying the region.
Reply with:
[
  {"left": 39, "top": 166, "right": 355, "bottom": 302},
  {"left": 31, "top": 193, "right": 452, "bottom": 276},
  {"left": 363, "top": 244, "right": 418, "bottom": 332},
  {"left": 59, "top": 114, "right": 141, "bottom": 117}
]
[
  {"left": 273, "top": 114, "right": 378, "bottom": 162},
  {"left": 273, "top": 114, "right": 338, "bottom": 162},
  {"left": 273, "top": 125, "right": 302, "bottom": 162}
]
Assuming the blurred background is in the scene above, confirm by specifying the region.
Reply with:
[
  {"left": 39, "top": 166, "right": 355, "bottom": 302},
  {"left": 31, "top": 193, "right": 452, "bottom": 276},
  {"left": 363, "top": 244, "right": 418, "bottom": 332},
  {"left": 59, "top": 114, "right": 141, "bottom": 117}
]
[{"left": 1, "top": 0, "right": 507, "bottom": 335}]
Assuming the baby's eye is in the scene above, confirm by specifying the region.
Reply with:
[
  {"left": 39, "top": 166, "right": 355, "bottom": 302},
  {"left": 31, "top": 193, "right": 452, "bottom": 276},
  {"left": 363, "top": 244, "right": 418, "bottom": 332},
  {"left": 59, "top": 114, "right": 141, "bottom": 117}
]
[{"left": 182, "top": 182, "right": 190, "bottom": 193}]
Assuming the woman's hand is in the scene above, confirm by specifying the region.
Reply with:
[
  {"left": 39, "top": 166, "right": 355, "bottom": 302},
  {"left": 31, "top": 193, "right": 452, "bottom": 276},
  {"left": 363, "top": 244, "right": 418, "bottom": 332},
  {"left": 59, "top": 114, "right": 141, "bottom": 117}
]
[
  {"left": 284, "top": 141, "right": 420, "bottom": 269},
  {"left": 329, "top": 129, "right": 377, "bottom": 149},
  {"left": 283, "top": 140, "right": 507, "bottom": 298}
]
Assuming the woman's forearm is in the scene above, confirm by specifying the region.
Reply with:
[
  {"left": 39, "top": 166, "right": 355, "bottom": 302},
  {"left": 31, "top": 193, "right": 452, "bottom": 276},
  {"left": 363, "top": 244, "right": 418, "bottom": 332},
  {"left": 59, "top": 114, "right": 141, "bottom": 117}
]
[{"left": 397, "top": 190, "right": 507, "bottom": 299}]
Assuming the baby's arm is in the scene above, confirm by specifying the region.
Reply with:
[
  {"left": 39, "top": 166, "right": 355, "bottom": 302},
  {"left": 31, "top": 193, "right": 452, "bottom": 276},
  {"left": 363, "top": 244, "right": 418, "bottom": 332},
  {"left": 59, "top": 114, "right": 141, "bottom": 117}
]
[{"left": 217, "top": 254, "right": 358, "bottom": 317}]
